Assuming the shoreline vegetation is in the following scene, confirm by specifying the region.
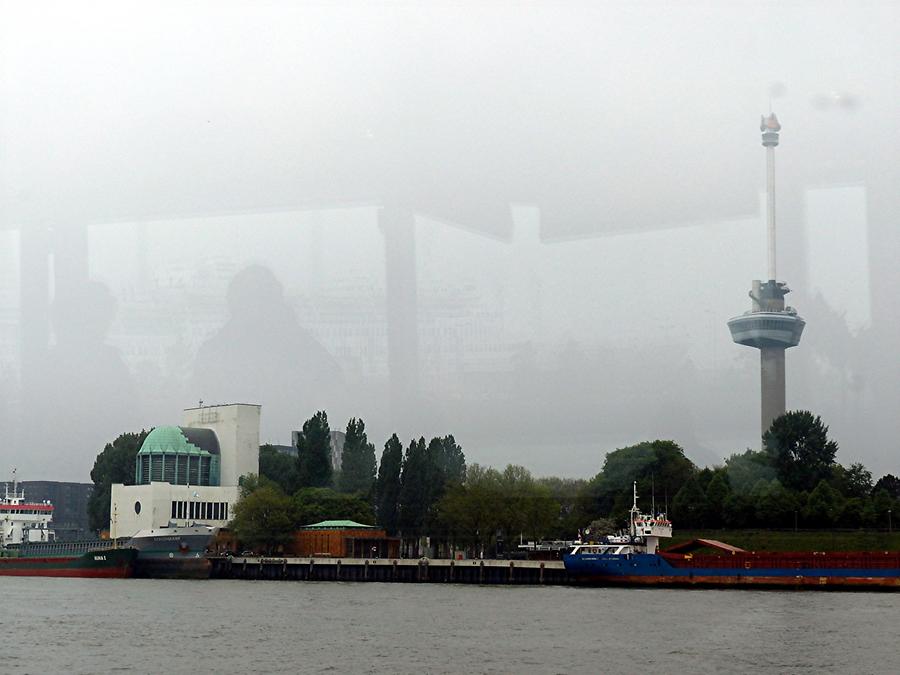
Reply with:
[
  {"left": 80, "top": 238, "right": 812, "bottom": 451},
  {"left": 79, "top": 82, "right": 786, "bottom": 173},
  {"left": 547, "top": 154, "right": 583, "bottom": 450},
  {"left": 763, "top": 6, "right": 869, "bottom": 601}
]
[{"left": 87, "top": 409, "right": 900, "bottom": 556}]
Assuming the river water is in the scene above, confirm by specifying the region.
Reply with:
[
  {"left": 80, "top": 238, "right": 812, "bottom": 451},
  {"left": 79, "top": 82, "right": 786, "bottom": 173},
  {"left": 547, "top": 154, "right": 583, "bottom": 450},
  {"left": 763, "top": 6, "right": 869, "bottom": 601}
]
[{"left": 5, "top": 578, "right": 899, "bottom": 674}]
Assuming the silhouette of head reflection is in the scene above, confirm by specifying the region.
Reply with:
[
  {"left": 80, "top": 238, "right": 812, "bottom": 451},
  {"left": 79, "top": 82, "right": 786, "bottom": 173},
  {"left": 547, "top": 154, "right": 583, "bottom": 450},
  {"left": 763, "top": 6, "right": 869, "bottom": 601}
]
[
  {"left": 23, "top": 280, "right": 137, "bottom": 480},
  {"left": 192, "top": 265, "right": 343, "bottom": 439}
]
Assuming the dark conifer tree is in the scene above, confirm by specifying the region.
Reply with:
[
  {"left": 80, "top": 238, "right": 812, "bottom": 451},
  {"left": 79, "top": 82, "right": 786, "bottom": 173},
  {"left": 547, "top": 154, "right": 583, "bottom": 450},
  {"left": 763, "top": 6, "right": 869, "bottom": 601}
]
[
  {"left": 374, "top": 434, "right": 403, "bottom": 535},
  {"left": 338, "top": 418, "right": 377, "bottom": 494},
  {"left": 296, "top": 411, "right": 333, "bottom": 488},
  {"left": 398, "top": 437, "right": 429, "bottom": 535},
  {"left": 438, "top": 435, "right": 466, "bottom": 484}
]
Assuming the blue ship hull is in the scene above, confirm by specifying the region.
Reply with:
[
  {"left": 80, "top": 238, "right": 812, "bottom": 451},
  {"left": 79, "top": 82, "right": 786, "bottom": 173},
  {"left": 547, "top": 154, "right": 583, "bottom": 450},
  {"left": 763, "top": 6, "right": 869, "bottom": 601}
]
[{"left": 564, "top": 552, "right": 900, "bottom": 589}]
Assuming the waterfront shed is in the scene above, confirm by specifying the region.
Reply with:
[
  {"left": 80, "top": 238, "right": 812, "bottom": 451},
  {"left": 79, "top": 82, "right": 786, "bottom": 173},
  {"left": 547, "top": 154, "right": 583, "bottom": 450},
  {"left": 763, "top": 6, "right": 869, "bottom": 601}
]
[{"left": 290, "top": 520, "right": 400, "bottom": 558}]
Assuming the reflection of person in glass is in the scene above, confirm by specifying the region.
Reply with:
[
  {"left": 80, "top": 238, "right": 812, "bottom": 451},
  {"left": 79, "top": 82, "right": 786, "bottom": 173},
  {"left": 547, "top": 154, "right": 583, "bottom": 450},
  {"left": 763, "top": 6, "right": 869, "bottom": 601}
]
[
  {"left": 22, "top": 281, "right": 137, "bottom": 480},
  {"left": 192, "top": 265, "right": 343, "bottom": 439}
]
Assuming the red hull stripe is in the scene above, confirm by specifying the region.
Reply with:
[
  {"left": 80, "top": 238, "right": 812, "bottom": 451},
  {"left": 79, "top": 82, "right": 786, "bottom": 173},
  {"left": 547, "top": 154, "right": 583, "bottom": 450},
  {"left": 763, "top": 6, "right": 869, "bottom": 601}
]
[{"left": 0, "top": 567, "right": 131, "bottom": 578}]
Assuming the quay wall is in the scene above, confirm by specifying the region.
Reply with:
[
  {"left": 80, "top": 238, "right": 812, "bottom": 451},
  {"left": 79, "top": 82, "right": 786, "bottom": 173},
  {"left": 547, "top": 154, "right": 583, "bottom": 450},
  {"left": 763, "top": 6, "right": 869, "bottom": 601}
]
[{"left": 210, "top": 556, "right": 571, "bottom": 585}]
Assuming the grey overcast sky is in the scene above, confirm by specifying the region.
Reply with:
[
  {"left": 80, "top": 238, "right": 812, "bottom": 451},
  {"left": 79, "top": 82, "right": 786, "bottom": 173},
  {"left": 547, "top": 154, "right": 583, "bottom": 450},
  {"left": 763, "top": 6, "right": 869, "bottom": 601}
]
[{"left": 1, "top": 1, "right": 897, "bottom": 481}]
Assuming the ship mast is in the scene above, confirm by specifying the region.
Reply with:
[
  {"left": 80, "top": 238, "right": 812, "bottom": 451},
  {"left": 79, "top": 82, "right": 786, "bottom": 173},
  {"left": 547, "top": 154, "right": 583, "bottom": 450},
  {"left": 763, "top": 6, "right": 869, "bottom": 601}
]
[{"left": 630, "top": 481, "right": 638, "bottom": 539}]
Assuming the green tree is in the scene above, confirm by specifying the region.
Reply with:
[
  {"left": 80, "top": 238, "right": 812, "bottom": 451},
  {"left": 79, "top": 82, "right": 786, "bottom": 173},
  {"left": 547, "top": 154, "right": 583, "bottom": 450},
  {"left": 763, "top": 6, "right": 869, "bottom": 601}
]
[
  {"left": 581, "top": 440, "right": 696, "bottom": 524},
  {"left": 724, "top": 449, "right": 775, "bottom": 495},
  {"left": 831, "top": 462, "right": 873, "bottom": 499},
  {"left": 754, "top": 480, "right": 801, "bottom": 528},
  {"left": 398, "top": 438, "right": 431, "bottom": 535},
  {"left": 374, "top": 434, "right": 403, "bottom": 535},
  {"left": 496, "top": 464, "right": 532, "bottom": 539},
  {"left": 259, "top": 444, "right": 299, "bottom": 495},
  {"left": 338, "top": 418, "right": 377, "bottom": 495},
  {"left": 237, "top": 472, "right": 281, "bottom": 499},
  {"left": 722, "top": 493, "right": 756, "bottom": 528},
  {"left": 293, "top": 487, "right": 375, "bottom": 526},
  {"left": 671, "top": 474, "right": 708, "bottom": 528},
  {"left": 704, "top": 472, "right": 731, "bottom": 527},
  {"left": 763, "top": 411, "right": 838, "bottom": 492},
  {"left": 803, "top": 479, "right": 845, "bottom": 527},
  {"left": 838, "top": 497, "right": 873, "bottom": 528},
  {"left": 296, "top": 411, "right": 333, "bottom": 488},
  {"left": 88, "top": 430, "right": 148, "bottom": 532},
  {"left": 537, "top": 476, "right": 587, "bottom": 539},
  {"left": 873, "top": 474, "right": 900, "bottom": 499},
  {"left": 436, "top": 435, "right": 467, "bottom": 484},
  {"left": 397, "top": 436, "right": 464, "bottom": 537},
  {"left": 230, "top": 484, "right": 296, "bottom": 554},
  {"left": 872, "top": 489, "right": 894, "bottom": 527},
  {"left": 437, "top": 464, "right": 503, "bottom": 555},
  {"left": 520, "top": 482, "right": 560, "bottom": 543}
]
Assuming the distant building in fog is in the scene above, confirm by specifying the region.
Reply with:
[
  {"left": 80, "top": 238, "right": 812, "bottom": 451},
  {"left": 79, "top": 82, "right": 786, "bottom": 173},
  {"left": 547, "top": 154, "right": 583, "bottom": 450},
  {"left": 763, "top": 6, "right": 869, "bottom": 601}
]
[{"left": 20, "top": 481, "right": 93, "bottom": 541}]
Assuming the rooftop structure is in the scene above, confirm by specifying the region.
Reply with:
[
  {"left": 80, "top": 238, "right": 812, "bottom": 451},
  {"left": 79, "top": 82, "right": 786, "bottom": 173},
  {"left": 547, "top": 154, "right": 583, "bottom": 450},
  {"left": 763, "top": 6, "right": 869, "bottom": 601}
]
[{"left": 300, "top": 520, "right": 376, "bottom": 530}]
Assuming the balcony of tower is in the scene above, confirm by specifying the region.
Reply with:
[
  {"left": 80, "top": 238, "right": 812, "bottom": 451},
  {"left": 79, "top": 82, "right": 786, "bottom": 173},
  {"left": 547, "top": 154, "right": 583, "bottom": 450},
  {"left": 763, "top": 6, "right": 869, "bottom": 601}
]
[{"left": 727, "top": 279, "right": 805, "bottom": 350}]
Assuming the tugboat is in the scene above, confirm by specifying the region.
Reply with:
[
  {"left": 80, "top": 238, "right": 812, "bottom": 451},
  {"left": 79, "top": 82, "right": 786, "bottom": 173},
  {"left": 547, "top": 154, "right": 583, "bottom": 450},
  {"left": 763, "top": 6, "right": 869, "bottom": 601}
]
[
  {"left": 564, "top": 482, "right": 900, "bottom": 590},
  {"left": 1, "top": 473, "right": 136, "bottom": 578}
]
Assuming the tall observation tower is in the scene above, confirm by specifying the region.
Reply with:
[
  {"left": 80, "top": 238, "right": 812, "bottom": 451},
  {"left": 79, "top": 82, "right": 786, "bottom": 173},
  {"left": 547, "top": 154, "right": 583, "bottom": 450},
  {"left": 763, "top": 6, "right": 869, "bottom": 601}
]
[{"left": 728, "top": 113, "right": 805, "bottom": 437}]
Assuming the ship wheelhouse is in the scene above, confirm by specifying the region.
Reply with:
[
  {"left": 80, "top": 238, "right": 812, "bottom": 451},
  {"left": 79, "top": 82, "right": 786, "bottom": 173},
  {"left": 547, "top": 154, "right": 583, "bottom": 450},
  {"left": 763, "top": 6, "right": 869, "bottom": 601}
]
[{"left": 1, "top": 480, "right": 55, "bottom": 547}]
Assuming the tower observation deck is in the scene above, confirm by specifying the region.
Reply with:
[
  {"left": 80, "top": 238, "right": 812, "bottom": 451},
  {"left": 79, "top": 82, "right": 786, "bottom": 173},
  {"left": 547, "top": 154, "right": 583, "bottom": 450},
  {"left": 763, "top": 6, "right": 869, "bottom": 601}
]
[{"left": 727, "top": 113, "right": 805, "bottom": 437}]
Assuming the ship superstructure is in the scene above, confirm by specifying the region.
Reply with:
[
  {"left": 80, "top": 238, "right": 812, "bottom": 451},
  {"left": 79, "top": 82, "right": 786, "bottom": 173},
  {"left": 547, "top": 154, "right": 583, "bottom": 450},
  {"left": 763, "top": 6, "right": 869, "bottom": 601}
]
[{"left": 1, "top": 471, "right": 55, "bottom": 547}]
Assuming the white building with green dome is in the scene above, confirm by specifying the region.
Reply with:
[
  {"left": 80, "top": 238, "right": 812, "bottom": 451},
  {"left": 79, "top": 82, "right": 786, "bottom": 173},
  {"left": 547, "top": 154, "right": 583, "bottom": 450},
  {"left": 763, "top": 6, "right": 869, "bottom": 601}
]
[{"left": 110, "top": 403, "right": 260, "bottom": 538}]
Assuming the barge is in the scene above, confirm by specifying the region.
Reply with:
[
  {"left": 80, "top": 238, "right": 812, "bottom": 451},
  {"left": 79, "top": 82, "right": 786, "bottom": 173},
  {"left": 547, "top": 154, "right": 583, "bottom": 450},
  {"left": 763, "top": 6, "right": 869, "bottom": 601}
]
[{"left": 564, "top": 483, "right": 900, "bottom": 590}]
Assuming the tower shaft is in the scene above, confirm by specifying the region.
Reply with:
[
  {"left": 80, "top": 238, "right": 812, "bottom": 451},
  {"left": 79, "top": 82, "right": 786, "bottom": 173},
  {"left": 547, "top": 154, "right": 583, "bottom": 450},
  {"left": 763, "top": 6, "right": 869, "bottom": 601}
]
[
  {"left": 760, "top": 347, "right": 786, "bottom": 434},
  {"left": 766, "top": 144, "right": 776, "bottom": 281}
]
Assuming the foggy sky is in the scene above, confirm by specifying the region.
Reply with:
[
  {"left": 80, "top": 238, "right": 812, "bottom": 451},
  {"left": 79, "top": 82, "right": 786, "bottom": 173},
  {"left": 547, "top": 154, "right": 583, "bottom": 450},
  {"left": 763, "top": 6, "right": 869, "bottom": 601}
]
[{"left": 1, "top": 1, "right": 897, "bottom": 482}]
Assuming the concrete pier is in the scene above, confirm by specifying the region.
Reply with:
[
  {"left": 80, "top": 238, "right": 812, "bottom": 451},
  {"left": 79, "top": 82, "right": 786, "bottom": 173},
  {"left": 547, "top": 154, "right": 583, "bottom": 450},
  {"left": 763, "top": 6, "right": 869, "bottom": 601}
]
[{"left": 210, "top": 556, "right": 571, "bottom": 585}]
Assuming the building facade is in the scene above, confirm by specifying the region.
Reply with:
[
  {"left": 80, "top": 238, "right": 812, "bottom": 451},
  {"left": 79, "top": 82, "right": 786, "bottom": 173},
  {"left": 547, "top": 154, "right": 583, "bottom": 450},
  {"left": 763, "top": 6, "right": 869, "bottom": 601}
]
[{"left": 110, "top": 403, "right": 260, "bottom": 538}]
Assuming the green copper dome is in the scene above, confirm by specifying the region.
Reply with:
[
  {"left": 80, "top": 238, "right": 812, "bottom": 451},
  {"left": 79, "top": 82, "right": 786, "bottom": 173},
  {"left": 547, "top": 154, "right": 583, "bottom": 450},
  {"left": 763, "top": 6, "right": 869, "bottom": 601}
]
[
  {"left": 138, "top": 426, "right": 220, "bottom": 456},
  {"left": 135, "top": 426, "right": 220, "bottom": 486}
]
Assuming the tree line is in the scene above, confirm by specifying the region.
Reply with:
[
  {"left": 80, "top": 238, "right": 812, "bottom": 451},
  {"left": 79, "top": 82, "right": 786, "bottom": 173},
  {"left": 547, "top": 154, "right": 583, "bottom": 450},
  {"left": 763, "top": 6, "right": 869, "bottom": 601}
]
[
  {"left": 87, "top": 409, "right": 900, "bottom": 554},
  {"left": 574, "top": 411, "right": 900, "bottom": 533}
]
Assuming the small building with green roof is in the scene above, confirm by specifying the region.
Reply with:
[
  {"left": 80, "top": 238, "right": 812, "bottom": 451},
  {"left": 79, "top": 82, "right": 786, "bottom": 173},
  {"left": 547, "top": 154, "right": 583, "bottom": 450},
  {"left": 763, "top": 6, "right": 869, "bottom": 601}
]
[{"left": 291, "top": 520, "right": 399, "bottom": 558}]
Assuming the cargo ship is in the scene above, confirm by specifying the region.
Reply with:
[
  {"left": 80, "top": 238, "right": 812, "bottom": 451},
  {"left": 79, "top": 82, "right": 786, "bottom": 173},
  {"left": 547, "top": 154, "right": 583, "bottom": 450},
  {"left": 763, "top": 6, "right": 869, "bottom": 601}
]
[
  {"left": 127, "top": 525, "right": 218, "bottom": 579},
  {"left": 0, "top": 547, "right": 137, "bottom": 577},
  {"left": 564, "top": 483, "right": 900, "bottom": 590},
  {"left": 1, "top": 475, "right": 137, "bottom": 577}
]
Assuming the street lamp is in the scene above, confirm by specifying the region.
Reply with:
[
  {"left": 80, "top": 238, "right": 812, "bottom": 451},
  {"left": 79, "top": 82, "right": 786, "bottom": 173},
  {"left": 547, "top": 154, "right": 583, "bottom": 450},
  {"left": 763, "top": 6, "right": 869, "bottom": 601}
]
[{"left": 889, "top": 509, "right": 892, "bottom": 533}]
